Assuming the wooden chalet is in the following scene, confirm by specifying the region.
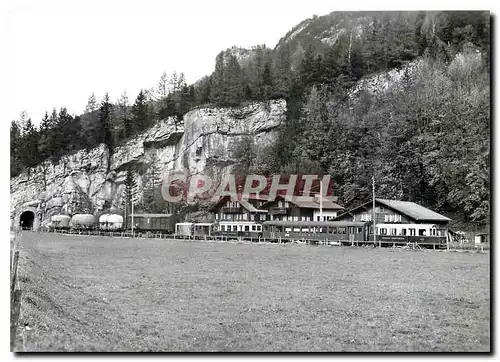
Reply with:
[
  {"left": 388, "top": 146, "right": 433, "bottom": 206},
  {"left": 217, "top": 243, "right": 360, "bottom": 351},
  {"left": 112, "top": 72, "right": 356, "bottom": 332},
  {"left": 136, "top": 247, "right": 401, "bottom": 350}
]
[
  {"left": 212, "top": 195, "right": 269, "bottom": 223},
  {"left": 262, "top": 195, "right": 345, "bottom": 222},
  {"left": 211, "top": 194, "right": 345, "bottom": 223},
  {"left": 334, "top": 198, "right": 451, "bottom": 237}
]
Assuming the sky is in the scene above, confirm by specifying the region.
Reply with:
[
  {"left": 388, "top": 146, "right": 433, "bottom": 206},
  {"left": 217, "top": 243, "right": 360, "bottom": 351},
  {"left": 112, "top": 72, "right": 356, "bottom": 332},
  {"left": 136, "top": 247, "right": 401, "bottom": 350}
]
[
  {"left": 2, "top": 0, "right": 496, "bottom": 124},
  {"left": 3, "top": 0, "right": 341, "bottom": 124}
]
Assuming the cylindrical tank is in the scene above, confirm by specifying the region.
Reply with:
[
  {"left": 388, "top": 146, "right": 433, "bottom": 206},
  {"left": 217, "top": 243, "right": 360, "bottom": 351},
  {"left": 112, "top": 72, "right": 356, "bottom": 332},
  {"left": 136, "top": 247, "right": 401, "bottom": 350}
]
[
  {"left": 51, "top": 214, "right": 71, "bottom": 229},
  {"left": 70, "top": 214, "right": 96, "bottom": 229},
  {"left": 99, "top": 214, "right": 124, "bottom": 231}
]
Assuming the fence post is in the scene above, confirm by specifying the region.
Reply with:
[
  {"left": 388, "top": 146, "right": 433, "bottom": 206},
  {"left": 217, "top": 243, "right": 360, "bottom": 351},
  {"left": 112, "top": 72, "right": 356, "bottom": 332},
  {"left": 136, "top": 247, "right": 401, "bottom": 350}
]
[
  {"left": 10, "top": 251, "right": 19, "bottom": 297},
  {"left": 10, "top": 250, "right": 22, "bottom": 352},
  {"left": 10, "top": 290, "right": 22, "bottom": 351}
]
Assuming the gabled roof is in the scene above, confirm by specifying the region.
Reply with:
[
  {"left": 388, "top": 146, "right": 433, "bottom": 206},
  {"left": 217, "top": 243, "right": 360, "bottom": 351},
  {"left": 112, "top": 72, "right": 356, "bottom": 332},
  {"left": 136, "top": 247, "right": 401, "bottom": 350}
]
[
  {"left": 262, "top": 195, "right": 344, "bottom": 210},
  {"left": 335, "top": 199, "right": 451, "bottom": 222},
  {"left": 212, "top": 194, "right": 344, "bottom": 212},
  {"left": 290, "top": 198, "right": 344, "bottom": 210},
  {"left": 376, "top": 199, "right": 451, "bottom": 222},
  {"left": 239, "top": 199, "right": 268, "bottom": 213}
]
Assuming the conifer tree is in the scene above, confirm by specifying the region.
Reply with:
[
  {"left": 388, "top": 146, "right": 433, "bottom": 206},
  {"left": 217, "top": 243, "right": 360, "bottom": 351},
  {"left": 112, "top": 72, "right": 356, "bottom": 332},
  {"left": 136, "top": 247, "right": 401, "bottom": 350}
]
[{"left": 98, "top": 93, "right": 113, "bottom": 148}]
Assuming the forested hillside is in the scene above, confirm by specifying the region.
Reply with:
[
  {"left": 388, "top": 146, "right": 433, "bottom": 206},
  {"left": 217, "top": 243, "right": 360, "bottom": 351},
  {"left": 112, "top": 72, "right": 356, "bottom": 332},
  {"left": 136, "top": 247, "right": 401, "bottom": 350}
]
[{"left": 10, "top": 11, "right": 490, "bottom": 227}]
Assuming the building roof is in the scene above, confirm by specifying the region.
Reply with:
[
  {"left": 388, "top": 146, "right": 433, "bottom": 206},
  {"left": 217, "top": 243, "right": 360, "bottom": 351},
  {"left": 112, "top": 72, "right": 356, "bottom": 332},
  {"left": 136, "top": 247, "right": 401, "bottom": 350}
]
[
  {"left": 289, "top": 198, "right": 344, "bottom": 210},
  {"left": 261, "top": 195, "right": 344, "bottom": 210},
  {"left": 239, "top": 199, "right": 268, "bottom": 213},
  {"left": 212, "top": 194, "right": 343, "bottom": 212},
  {"left": 335, "top": 199, "right": 451, "bottom": 222},
  {"left": 376, "top": 199, "right": 451, "bottom": 221}
]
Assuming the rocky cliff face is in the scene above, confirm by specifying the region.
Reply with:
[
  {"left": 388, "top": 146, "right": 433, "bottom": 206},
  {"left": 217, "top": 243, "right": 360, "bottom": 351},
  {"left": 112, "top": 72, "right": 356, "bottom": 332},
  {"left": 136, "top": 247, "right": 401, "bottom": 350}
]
[{"left": 10, "top": 100, "right": 286, "bottom": 229}]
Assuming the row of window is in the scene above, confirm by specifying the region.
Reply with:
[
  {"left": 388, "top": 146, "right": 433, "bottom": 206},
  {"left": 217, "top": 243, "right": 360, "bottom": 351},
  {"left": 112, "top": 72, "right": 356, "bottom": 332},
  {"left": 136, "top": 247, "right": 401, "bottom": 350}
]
[
  {"left": 219, "top": 214, "right": 337, "bottom": 222},
  {"left": 219, "top": 224, "right": 262, "bottom": 232},
  {"left": 217, "top": 213, "right": 256, "bottom": 221},
  {"left": 224, "top": 200, "right": 266, "bottom": 208},
  {"left": 360, "top": 213, "right": 372, "bottom": 221},
  {"left": 377, "top": 228, "right": 445, "bottom": 237},
  {"left": 316, "top": 216, "right": 336, "bottom": 221},
  {"left": 277, "top": 201, "right": 290, "bottom": 208},
  {"left": 270, "top": 226, "right": 364, "bottom": 234},
  {"left": 273, "top": 215, "right": 310, "bottom": 221},
  {"left": 360, "top": 213, "right": 402, "bottom": 222},
  {"left": 225, "top": 201, "right": 240, "bottom": 208},
  {"left": 384, "top": 214, "right": 402, "bottom": 222}
]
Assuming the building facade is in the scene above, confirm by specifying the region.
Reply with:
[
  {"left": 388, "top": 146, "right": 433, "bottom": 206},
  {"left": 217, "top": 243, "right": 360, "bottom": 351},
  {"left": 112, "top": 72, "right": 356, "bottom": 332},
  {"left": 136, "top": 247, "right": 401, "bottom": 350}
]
[
  {"left": 334, "top": 198, "right": 451, "bottom": 237},
  {"left": 264, "top": 195, "right": 344, "bottom": 222}
]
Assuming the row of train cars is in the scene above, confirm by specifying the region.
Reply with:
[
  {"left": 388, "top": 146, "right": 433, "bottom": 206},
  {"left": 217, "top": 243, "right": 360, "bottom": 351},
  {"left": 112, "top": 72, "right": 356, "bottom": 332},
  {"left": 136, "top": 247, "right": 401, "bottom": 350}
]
[{"left": 47, "top": 213, "right": 449, "bottom": 248}]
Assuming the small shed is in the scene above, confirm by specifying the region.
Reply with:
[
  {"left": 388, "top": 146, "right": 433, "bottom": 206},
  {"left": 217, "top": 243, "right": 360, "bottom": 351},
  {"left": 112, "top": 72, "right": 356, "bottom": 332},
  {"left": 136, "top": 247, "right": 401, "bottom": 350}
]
[
  {"left": 474, "top": 233, "right": 489, "bottom": 244},
  {"left": 175, "top": 222, "right": 194, "bottom": 236}
]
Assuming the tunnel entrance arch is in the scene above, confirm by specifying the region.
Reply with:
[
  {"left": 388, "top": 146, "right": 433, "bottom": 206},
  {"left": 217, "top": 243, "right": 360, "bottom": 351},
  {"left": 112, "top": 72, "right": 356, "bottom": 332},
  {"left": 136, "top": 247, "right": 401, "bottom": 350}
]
[{"left": 20, "top": 211, "right": 35, "bottom": 230}]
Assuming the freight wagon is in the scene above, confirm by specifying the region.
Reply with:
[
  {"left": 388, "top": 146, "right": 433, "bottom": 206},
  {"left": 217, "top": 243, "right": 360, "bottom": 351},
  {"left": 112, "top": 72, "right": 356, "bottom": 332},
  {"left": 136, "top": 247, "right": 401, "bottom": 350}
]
[{"left": 128, "top": 213, "right": 175, "bottom": 234}]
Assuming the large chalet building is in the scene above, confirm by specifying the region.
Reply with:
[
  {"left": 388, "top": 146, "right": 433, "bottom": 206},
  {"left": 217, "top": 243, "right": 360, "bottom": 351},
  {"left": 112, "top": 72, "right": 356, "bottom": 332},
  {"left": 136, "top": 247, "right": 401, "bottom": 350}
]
[
  {"left": 334, "top": 198, "right": 451, "bottom": 237},
  {"left": 211, "top": 194, "right": 345, "bottom": 225},
  {"left": 264, "top": 195, "right": 344, "bottom": 222}
]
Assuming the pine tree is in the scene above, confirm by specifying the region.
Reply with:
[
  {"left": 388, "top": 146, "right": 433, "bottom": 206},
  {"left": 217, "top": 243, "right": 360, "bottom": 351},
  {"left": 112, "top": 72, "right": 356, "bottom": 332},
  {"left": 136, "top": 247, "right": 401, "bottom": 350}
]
[
  {"left": 298, "top": 44, "right": 316, "bottom": 88},
  {"left": 122, "top": 169, "right": 137, "bottom": 228},
  {"left": 260, "top": 62, "right": 274, "bottom": 99},
  {"left": 225, "top": 54, "right": 244, "bottom": 106},
  {"left": 139, "top": 153, "right": 164, "bottom": 213},
  {"left": 210, "top": 52, "right": 225, "bottom": 105},
  {"left": 85, "top": 93, "right": 99, "bottom": 113},
  {"left": 131, "top": 90, "right": 149, "bottom": 134},
  {"left": 18, "top": 117, "right": 40, "bottom": 168},
  {"left": 37, "top": 111, "right": 52, "bottom": 161},
  {"left": 98, "top": 93, "right": 113, "bottom": 148},
  {"left": 114, "top": 91, "right": 130, "bottom": 142},
  {"left": 10, "top": 121, "right": 22, "bottom": 177}
]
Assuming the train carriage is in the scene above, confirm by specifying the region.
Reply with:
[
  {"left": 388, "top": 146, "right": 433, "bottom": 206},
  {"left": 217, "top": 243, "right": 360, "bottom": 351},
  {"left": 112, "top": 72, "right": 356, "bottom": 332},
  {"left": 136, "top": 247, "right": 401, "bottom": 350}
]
[
  {"left": 128, "top": 213, "right": 174, "bottom": 234},
  {"left": 262, "top": 220, "right": 370, "bottom": 244},
  {"left": 375, "top": 223, "right": 448, "bottom": 248},
  {"left": 214, "top": 221, "right": 263, "bottom": 239}
]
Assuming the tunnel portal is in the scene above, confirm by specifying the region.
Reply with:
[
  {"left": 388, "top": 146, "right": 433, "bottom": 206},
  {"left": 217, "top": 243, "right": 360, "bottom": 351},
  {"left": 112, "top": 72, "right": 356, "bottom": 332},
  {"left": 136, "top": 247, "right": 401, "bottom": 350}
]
[{"left": 19, "top": 211, "right": 35, "bottom": 230}]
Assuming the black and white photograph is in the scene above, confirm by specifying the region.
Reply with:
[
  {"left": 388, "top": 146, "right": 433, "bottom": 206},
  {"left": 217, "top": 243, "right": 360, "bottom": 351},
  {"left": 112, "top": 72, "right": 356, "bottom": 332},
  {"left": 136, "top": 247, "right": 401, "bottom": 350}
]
[{"left": 5, "top": 0, "right": 491, "bottom": 353}]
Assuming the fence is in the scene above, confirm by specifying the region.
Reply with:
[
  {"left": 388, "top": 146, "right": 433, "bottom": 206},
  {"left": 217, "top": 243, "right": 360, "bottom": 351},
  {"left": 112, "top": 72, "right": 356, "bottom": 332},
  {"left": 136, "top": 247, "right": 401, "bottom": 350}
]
[{"left": 10, "top": 241, "right": 22, "bottom": 351}]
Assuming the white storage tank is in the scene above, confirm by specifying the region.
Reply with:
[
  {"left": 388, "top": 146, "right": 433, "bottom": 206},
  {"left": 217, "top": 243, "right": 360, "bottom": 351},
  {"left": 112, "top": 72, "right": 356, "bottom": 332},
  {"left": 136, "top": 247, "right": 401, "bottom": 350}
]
[
  {"left": 99, "top": 214, "right": 124, "bottom": 230},
  {"left": 51, "top": 214, "right": 71, "bottom": 228},
  {"left": 70, "top": 214, "right": 96, "bottom": 229}
]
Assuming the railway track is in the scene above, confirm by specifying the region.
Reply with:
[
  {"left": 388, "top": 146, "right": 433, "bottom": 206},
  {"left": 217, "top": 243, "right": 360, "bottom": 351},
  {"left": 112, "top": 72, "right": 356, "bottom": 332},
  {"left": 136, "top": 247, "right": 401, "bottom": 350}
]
[{"left": 29, "top": 228, "right": 445, "bottom": 249}]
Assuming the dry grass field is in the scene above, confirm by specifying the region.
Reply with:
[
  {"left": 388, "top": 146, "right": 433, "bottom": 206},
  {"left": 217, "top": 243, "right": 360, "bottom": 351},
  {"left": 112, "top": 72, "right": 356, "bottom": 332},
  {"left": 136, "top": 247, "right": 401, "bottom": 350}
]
[{"left": 12, "top": 231, "right": 490, "bottom": 352}]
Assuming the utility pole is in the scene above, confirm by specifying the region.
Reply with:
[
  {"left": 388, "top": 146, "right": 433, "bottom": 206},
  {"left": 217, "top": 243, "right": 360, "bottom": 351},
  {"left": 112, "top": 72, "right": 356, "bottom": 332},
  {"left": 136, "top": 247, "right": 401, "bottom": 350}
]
[
  {"left": 131, "top": 197, "right": 135, "bottom": 236},
  {"left": 124, "top": 197, "right": 127, "bottom": 231},
  {"left": 320, "top": 176, "right": 323, "bottom": 222},
  {"left": 372, "top": 176, "right": 377, "bottom": 246}
]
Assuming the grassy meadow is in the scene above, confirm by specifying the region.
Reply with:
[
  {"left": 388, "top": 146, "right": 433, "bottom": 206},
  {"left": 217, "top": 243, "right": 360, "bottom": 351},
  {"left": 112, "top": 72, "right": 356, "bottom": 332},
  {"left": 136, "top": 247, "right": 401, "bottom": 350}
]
[{"left": 12, "top": 232, "right": 490, "bottom": 352}]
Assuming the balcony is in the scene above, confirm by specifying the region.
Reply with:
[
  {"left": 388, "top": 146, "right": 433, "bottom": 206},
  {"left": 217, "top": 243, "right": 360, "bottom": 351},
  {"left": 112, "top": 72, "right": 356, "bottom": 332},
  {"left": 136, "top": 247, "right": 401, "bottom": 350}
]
[
  {"left": 269, "top": 207, "right": 289, "bottom": 216},
  {"left": 221, "top": 207, "right": 243, "bottom": 214}
]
